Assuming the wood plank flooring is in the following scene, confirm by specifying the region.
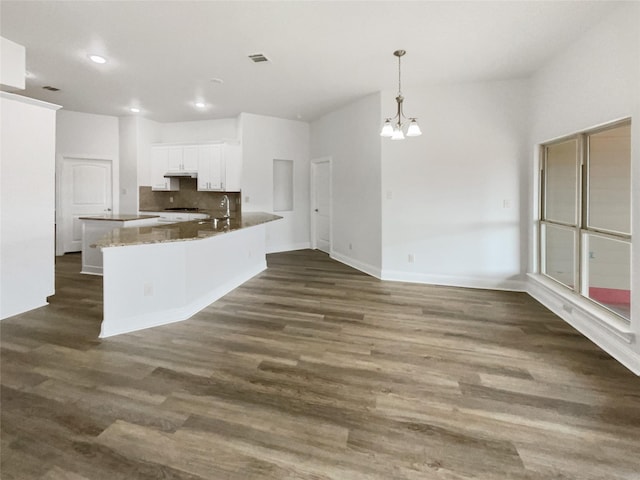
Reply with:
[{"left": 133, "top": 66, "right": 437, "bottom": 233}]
[{"left": 2, "top": 249, "right": 639, "bottom": 479}]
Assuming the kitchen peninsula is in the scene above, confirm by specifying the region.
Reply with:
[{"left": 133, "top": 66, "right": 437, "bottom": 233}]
[
  {"left": 94, "top": 212, "right": 281, "bottom": 337},
  {"left": 80, "top": 214, "right": 160, "bottom": 275}
]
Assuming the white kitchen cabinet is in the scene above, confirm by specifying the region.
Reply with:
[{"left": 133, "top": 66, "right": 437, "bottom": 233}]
[
  {"left": 151, "top": 142, "right": 242, "bottom": 192},
  {"left": 167, "top": 145, "right": 199, "bottom": 172},
  {"left": 182, "top": 146, "right": 199, "bottom": 171},
  {"left": 151, "top": 147, "right": 179, "bottom": 191},
  {"left": 197, "top": 145, "right": 223, "bottom": 191},
  {"left": 197, "top": 143, "right": 242, "bottom": 192}
]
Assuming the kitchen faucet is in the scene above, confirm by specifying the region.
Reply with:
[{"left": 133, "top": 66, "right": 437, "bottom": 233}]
[{"left": 220, "top": 195, "right": 230, "bottom": 219}]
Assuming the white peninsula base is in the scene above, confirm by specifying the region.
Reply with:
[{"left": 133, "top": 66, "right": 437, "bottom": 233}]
[{"left": 101, "top": 222, "right": 269, "bottom": 338}]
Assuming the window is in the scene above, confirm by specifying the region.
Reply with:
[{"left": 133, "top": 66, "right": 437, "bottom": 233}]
[{"left": 540, "top": 121, "right": 632, "bottom": 322}]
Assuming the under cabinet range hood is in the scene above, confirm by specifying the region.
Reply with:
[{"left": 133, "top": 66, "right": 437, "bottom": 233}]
[{"left": 164, "top": 171, "right": 197, "bottom": 178}]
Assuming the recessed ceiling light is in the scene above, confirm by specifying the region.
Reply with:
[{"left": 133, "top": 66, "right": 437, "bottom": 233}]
[
  {"left": 195, "top": 102, "right": 206, "bottom": 109},
  {"left": 88, "top": 54, "right": 107, "bottom": 64},
  {"left": 130, "top": 107, "right": 140, "bottom": 113}
]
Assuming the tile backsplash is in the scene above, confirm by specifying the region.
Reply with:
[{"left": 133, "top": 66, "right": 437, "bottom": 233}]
[{"left": 139, "top": 178, "right": 241, "bottom": 216}]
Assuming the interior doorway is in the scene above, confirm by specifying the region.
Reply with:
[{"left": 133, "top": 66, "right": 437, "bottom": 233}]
[
  {"left": 311, "top": 157, "right": 331, "bottom": 253},
  {"left": 58, "top": 157, "right": 113, "bottom": 254}
]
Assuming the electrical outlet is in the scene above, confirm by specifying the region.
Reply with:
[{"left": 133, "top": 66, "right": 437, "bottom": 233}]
[
  {"left": 245, "top": 196, "right": 250, "bottom": 203},
  {"left": 408, "top": 253, "right": 415, "bottom": 263},
  {"left": 143, "top": 282, "right": 153, "bottom": 296},
  {"left": 349, "top": 243, "right": 353, "bottom": 250},
  {"left": 169, "top": 196, "right": 174, "bottom": 203},
  {"left": 503, "top": 199, "right": 511, "bottom": 209}
]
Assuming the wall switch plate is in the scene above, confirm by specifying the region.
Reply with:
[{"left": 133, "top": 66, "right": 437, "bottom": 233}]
[
  {"left": 169, "top": 196, "right": 174, "bottom": 203},
  {"left": 245, "top": 196, "right": 250, "bottom": 203},
  {"left": 408, "top": 254, "right": 415, "bottom": 263},
  {"left": 349, "top": 243, "right": 353, "bottom": 250},
  {"left": 143, "top": 282, "right": 153, "bottom": 296}
]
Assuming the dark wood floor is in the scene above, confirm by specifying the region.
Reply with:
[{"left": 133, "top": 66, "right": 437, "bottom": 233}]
[{"left": 2, "top": 250, "right": 639, "bottom": 479}]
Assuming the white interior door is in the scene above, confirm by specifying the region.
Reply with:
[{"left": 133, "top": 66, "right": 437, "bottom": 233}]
[
  {"left": 61, "top": 158, "right": 112, "bottom": 253},
  {"left": 312, "top": 159, "right": 331, "bottom": 253}
]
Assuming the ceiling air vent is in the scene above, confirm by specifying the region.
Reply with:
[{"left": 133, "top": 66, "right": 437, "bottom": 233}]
[
  {"left": 248, "top": 53, "right": 269, "bottom": 63},
  {"left": 42, "top": 86, "right": 60, "bottom": 91}
]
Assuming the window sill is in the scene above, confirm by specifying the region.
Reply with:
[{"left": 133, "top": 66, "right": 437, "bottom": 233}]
[{"left": 527, "top": 273, "right": 634, "bottom": 344}]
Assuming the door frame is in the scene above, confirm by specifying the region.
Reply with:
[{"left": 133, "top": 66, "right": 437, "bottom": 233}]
[
  {"left": 310, "top": 156, "right": 333, "bottom": 253},
  {"left": 55, "top": 154, "right": 117, "bottom": 256}
]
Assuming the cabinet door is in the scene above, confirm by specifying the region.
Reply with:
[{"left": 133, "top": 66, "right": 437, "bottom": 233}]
[
  {"left": 182, "top": 146, "right": 199, "bottom": 171},
  {"left": 151, "top": 147, "right": 178, "bottom": 191},
  {"left": 197, "top": 145, "right": 222, "bottom": 191},
  {"left": 223, "top": 144, "right": 242, "bottom": 191},
  {"left": 167, "top": 146, "right": 183, "bottom": 171}
]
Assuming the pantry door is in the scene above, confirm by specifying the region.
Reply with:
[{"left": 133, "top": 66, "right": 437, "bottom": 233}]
[
  {"left": 60, "top": 158, "right": 113, "bottom": 253},
  {"left": 311, "top": 158, "right": 331, "bottom": 253}
]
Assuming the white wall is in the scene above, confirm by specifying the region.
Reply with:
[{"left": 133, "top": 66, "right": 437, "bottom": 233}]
[
  {"left": 0, "top": 37, "right": 25, "bottom": 90},
  {"left": 160, "top": 118, "right": 237, "bottom": 143},
  {"left": 240, "top": 113, "right": 310, "bottom": 252},
  {"left": 310, "top": 93, "right": 383, "bottom": 275},
  {"left": 119, "top": 116, "right": 138, "bottom": 212},
  {"left": 136, "top": 117, "right": 162, "bottom": 188},
  {"left": 527, "top": 3, "right": 640, "bottom": 373},
  {"left": 380, "top": 80, "right": 530, "bottom": 290},
  {"left": 1, "top": 92, "right": 60, "bottom": 319}
]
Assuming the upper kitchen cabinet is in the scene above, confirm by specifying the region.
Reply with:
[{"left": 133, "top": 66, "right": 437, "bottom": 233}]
[
  {"left": 198, "top": 143, "right": 242, "bottom": 192},
  {"left": 197, "top": 144, "right": 222, "bottom": 191},
  {"left": 150, "top": 142, "right": 242, "bottom": 192},
  {"left": 151, "top": 146, "right": 179, "bottom": 191},
  {"left": 168, "top": 145, "right": 198, "bottom": 172}
]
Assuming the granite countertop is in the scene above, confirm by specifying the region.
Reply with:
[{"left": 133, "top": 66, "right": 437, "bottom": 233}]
[
  {"left": 93, "top": 212, "right": 282, "bottom": 248},
  {"left": 80, "top": 214, "right": 160, "bottom": 221}
]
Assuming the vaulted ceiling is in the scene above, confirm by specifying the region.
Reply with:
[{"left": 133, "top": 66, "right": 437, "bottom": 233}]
[{"left": 0, "top": 1, "right": 622, "bottom": 122}]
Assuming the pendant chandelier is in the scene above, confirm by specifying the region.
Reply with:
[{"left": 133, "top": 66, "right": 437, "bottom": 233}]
[{"left": 380, "top": 50, "right": 422, "bottom": 140}]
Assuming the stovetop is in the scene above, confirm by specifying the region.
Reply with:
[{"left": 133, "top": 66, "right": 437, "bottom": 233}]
[{"left": 164, "top": 207, "right": 202, "bottom": 212}]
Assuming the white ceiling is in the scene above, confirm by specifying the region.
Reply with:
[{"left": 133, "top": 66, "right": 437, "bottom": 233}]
[{"left": 0, "top": 1, "right": 623, "bottom": 123}]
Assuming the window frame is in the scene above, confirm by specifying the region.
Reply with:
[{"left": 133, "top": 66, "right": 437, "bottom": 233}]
[{"left": 538, "top": 119, "right": 632, "bottom": 322}]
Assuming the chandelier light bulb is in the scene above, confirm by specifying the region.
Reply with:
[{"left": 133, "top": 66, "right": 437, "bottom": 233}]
[
  {"left": 391, "top": 126, "right": 405, "bottom": 140},
  {"left": 406, "top": 119, "right": 422, "bottom": 137},
  {"left": 380, "top": 120, "right": 394, "bottom": 137}
]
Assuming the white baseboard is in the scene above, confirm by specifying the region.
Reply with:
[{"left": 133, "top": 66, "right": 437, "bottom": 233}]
[
  {"left": 330, "top": 251, "right": 382, "bottom": 278},
  {"left": 527, "top": 274, "right": 639, "bottom": 375},
  {"left": 380, "top": 269, "right": 526, "bottom": 292},
  {"left": 99, "top": 263, "right": 266, "bottom": 338},
  {"left": 267, "top": 242, "right": 311, "bottom": 254},
  {"left": 80, "top": 266, "right": 103, "bottom": 276}
]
